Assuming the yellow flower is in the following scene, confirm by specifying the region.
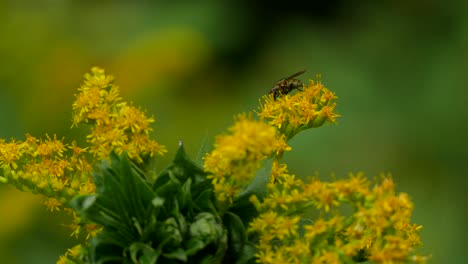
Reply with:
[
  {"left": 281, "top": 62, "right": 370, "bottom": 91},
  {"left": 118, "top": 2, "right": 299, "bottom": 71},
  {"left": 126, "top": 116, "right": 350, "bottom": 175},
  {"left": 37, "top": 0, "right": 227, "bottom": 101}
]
[
  {"left": 56, "top": 244, "right": 85, "bottom": 264},
  {"left": 0, "top": 139, "right": 22, "bottom": 169},
  {"left": 117, "top": 104, "right": 154, "bottom": 134},
  {"left": 44, "top": 197, "right": 62, "bottom": 212},
  {"left": 316, "top": 250, "right": 341, "bottom": 264},
  {"left": 250, "top": 173, "right": 426, "bottom": 264},
  {"left": 258, "top": 78, "right": 339, "bottom": 140},
  {"left": 67, "top": 244, "right": 84, "bottom": 259},
  {"left": 72, "top": 67, "right": 166, "bottom": 163},
  {"left": 304, "top": 218, "right": 328, "bottom": 240},
  {"left": 0, "top": 134, "right": 92, "bottom": 202},
  {"left": 332, "top": 172, "right": 370, "bottom": 199},
  {"left": 56, "top": 255, "right": 72, "bottom": 264},
  {"left": 204, "top": 114, "right": 289, "bottom": 205},
  {"left": 273, "top": 215, "right": 300, "bottom": 240},
  {"left": 34, "top": 134, "right": 67, "bottom": 157},
  {"left": 255, "top": 247, "right": 276, "bottom": 264},
  {"left": 85, "top": 223, "right": 102, "bottom": 239},
  {"left": 284, "top": 240, "right": 310, "bottom": 262}
]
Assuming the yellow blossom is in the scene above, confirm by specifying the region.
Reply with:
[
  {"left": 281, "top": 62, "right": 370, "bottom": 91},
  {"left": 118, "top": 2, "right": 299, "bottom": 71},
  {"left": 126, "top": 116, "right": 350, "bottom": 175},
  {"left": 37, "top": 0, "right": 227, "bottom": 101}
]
[
  {"left": 0, "top": 67, "right": 168, "bottom": 244},
  {"left": 67, "top": 244, "right": 84, "bottom": 259},
  {"left": 85, "top": 223, "right": 102, "bottom": 239},
  {"left": 316, "top": 250, "right": 341, "bottom": 264},
  {"left": 273, "top": 215, "right": 300, "bottom": 239},
  {"left": 56, "top": 255, "right": 72, "bottom": 264},
  {"left": 250, "top": 173, "right": 427, "bottom": 264},
  {"left": 304, "top": 218, "right": 328, "bottom": 240},
  {"left": 258, "top": 78, "right": 339, "bottom": 140},
  {"left": 44, "top": 197, "right": 62, "bottom": 212},
  {"left": 34, "top": 134, "right": 67, "bottom": 157},
  {"left": 0, "top": 134, "right": 91, "bottom": 201},
  {"left": 72, "top": 67, "right": 166, "bottom": 163},
  {"left": 204, "top": 114, "right": 289, "bottom": 205},
  {"left": 56, "top": 244, "right": 85, "bottom": 264}
]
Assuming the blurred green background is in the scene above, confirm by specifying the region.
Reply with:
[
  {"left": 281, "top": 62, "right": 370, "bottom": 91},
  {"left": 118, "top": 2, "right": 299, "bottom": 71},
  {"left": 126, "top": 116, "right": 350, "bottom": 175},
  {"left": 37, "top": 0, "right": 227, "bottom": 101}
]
[{"left": 1, "top": 1, "right": 466, "bottom": 263}]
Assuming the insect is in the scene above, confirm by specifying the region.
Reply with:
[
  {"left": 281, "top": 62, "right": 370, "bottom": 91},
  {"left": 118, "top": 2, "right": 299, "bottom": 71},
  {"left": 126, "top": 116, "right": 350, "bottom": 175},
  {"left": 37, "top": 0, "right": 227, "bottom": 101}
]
[{"left": 269, "top": 70, "right": 306, "bottom": 100}]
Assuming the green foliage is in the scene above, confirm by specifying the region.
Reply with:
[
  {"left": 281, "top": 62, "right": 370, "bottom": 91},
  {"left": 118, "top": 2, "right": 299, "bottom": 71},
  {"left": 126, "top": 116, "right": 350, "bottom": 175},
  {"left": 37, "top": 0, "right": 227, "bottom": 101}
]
[
  {"left": 70, "top": 142, "right": 265, "bottom": 264},
  {"left": 228, "top": 158, "right": 273, "bottom": 226}
]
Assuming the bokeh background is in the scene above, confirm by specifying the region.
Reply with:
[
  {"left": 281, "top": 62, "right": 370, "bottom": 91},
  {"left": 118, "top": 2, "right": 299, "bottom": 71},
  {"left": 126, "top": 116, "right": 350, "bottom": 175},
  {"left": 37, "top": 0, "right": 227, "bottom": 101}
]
[{"left": 1, "top": 1, "right": 467, "bottom": 263}]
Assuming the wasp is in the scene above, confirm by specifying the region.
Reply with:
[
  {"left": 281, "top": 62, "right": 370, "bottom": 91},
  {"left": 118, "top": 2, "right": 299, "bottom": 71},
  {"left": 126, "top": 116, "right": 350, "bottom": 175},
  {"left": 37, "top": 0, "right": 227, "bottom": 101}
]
[{"left": 269, "top": 70, "right": 306, "bottom": 100}]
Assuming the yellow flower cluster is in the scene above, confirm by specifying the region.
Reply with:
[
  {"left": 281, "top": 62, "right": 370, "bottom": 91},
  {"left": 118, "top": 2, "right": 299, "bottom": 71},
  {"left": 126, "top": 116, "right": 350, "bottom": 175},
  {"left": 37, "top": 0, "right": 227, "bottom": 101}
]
[
  {"left": 0, "top": 67, "right": 168, "bottom": 243},
  {"left": 72, "top": 67, "right": 166, "bottom": 163},
  {"left": 0, "top": 133, "right": 98, "bottom": 245},
  {"left": 56, "top": 244, "right": 86, "bottom": 264},
  {"left": 204, "top": 115, "right": 290, "bottom": 205},
  {"left": 0, "top": 134, "right": 94, "bottom": 203},
  {"left": 249, "top": 169, "right": 428, "bottom": 263},
  {"left": 258, "top": 78, "right": 339, "bottom": 140}
]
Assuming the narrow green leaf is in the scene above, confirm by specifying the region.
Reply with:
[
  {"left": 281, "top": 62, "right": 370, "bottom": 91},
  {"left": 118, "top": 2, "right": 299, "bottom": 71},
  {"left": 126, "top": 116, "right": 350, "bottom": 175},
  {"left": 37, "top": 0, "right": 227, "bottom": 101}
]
[
  {"left": 185, "top": 239, "right": 206, "bottom": 256},
  {"left": 193, "top": 190, "right": 217, "bottom": 214},
  {"left": 235, "top": 243, "right": 257, "bottom": 264},
  {"left": 162, "top": 248, "right": 187, "bottom": 262},
  {"left": 229, "top": 158, "right": 273, "bottom": 225},
  {"left": 154, "top": 172, "right": 182, "bottom": 198},
  {"left": 88, "top": 235, "right": 125, "bottom": 264},
  {"left": 237, "top": 158, "right": 273, "bottom": 200},
  {"left": 129, "top": 242, "right": 160, "bottom": 264},
  {"left": 223, "top": 212, "right": 246, "bottom": 257}
]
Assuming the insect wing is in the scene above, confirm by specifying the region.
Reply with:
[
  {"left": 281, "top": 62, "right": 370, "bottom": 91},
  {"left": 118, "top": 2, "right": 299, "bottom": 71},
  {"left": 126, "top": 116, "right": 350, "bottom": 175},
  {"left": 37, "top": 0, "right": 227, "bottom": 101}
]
[{"left": 283, "top": 70, "right": 306, "bottom": 81}]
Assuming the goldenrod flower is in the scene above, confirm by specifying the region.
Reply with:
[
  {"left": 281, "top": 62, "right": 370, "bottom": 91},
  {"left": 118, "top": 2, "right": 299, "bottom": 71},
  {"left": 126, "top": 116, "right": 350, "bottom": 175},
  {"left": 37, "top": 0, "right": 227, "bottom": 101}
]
[
  {"left": 204, "top": 114, "right": 290, "bottom": 205},
  {"left": 1, "top": 67, "right": 168, "bottom": 244},
  {"left": 0, "top": 134, "right": 94, "bottom": 203},
  {"left": 56, "top": 244, "right": 86, "bottom": 264},
  {"left": 56, "top": 255, "right": 73, "bottom": 264},
  {"left": 0, "top": 139, "right": 22, "bottom": 170},
  {"left": 67, "top": 244, "right": 84, "bottom": 259},
  {"left": 249, "top": 171, "right": 428, "bottom": 263},
  {"left": 72, "top": 67, "right": 166, "bottom": 163},
  {"left": 44, "top": 197, "right": 63, "bottom": 212},
  {"left": 258, "top": 78, "right": 339, "bottom": 140}
]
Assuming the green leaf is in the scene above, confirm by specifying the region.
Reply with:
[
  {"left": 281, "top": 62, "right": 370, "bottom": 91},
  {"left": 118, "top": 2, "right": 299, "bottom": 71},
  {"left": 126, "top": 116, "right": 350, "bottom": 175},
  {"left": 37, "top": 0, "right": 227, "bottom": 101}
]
[
  {"left": 154, "top": 172, "right": 182, "bottom": 198},
  {"left": 162, "top": 248, "right": 187, "bottom": 262},
  {"left": 88, "top": 234, "right": 125, "bottom": 264},
  {"left": 211, "top": 227, "right": 228, "bottom": 264},
  {"left": 128, "top": 242, "right": 161, "bottom": 264},
  {"left": 185, "top": 239, "right": 206, "bottom": 256},
  {"left": 179, "top": 177, "right": 192, "bottom": 212},
  {"left": 193, "top": 189, "right": 217, "bottom": 215},
  {"left": 235, "top": 243, "right": 256, "bottom": 264},
  {"left": 69, "top": 153, "right": 164, "bottom": 262},
  {"left": 117, "top": 153, "right": 155, "bottom": 221},
  {"left": 173, "top": 141, "right": 206, "bottom": 176},
  {"left": 69, "top": 194, "right": 130, "bottom": 244},
  {"left": 223, "top": 212, "right": 246, "bottom": 258},
  {"left": 229, "top": 158, "right": 273, "bottom": 225},
  {"left": 156, "top": 141, "right": 209, "bottom": 189},
  {"left": 69, "top": 146, "right": 232, "bottom": 263},
  {"left": 155, "top": 217, "right": 183, "bottom": 250},
  {"left": 237, "top": 158, "right": 273, "bottom": 200}
]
